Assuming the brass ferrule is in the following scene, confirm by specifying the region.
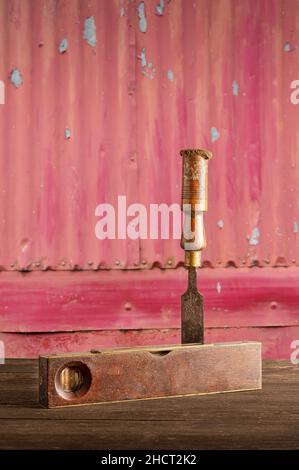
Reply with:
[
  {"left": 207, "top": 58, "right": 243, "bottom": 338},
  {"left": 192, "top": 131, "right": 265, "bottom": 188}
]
[{"left": 184, "top": 251, "right": 202, "bottom": 267}]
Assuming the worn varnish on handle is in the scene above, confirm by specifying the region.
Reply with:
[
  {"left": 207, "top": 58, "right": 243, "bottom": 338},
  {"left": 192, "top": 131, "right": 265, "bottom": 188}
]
[{"left": 39, "top": 342, "right": 262, "bottom": 408}]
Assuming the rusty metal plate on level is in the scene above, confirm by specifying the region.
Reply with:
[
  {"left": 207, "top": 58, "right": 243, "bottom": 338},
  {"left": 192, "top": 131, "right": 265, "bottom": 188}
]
[{"left": 39, "top": 342, "right": 262, "bottom": 408}]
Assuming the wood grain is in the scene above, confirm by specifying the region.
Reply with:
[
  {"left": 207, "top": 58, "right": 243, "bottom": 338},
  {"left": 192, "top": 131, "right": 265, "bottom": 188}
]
[{"left": 0, "top": 359, "right": 298, "bottom": 449}]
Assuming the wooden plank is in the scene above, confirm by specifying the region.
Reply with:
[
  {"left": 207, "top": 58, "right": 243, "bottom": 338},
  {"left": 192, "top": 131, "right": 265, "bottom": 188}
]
[
  {"left": 1, "top": 268, "right": 299, "bottom": 359},
  {"left": 1, "top": 325, "right": 299, "bottom": 360},
  {"left": 1, "top": 268, "right": 299, "bottom": 333},
  {"left": 0, "top": 359, "right": 298, "bottom": 449}
]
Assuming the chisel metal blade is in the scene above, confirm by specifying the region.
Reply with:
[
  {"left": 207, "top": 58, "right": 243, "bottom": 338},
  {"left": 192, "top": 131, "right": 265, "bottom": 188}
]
[{"left": 181, "top": 267, "right": 204, "bottom": 344}]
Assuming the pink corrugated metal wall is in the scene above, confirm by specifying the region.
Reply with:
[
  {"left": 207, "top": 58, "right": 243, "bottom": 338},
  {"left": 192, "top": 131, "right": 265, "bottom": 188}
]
[
  {"left": 1, "top": 0, "right": 299, "bottom": 359},
  {"left": 1, "top": 0, "right": 299, "bottom": 270}
]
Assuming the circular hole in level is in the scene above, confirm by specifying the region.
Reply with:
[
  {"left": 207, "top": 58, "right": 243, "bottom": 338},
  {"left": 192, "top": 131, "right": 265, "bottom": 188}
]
[{"left": 55, "top": 362, "right": 92, "bottom": 400}]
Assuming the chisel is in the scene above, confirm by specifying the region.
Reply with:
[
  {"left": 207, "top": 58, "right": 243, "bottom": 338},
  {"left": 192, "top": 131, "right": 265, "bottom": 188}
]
[{"left": 180, "top": 148, "right": 212, "bottom": 344}]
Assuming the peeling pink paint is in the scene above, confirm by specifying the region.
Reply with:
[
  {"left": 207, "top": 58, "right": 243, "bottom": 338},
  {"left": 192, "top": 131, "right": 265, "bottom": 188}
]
[{"left": 0, "top": 0, "right": 298, "bottom": 269}]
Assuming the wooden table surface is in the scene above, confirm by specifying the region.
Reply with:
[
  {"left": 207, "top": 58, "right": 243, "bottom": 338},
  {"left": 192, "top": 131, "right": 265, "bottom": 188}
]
[{"left": 0, "top": 359, "right": 298, "bottom": 450}]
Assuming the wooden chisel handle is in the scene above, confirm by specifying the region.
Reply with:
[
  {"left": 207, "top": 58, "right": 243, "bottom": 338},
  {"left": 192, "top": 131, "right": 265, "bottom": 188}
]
[{"left": 180, "top": 148, "right": 212, "bottom": 268}]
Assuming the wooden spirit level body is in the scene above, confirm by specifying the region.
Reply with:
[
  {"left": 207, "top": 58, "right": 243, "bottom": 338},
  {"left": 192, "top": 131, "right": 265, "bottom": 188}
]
[{"left": 39, "top": 341, "right": 262, "bottom": 408}]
